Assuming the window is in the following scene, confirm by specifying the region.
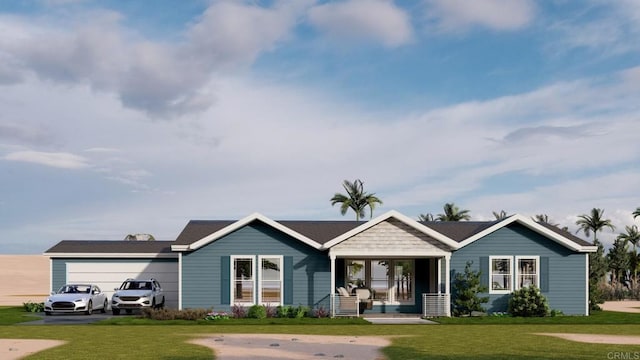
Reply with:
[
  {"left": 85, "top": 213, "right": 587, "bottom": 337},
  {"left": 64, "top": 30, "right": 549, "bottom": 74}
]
[
  {"left": 344, "top": 259, "right": 414, "bottom": 304},
  {"left": 232, "top": 256, "right": 255, "bottom": 304},
  {"left": 490, "top": 257, "right": 513, "bottom": 294},
  {"left": 259, "top": 256, "right": 283, "bottom": 305},
  {"left": 516, "top": 256, "right": 539, "bottom": 289}
]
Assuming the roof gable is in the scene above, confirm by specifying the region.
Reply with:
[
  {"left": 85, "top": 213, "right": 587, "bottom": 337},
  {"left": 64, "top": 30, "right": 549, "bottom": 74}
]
[
  {"left": 171, "top": 213, "right": 324, "bottom": 252},
  {"left": 456, "top": 214, "right": 597, "bottom": 252},
  {"left": 323, "top": 210, "right": 459, "bottom": 250}
]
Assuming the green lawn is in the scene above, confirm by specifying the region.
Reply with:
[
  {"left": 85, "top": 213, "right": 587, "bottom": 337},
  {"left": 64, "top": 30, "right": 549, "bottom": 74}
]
[{"left": 2, "top": 307, "right": 640, "bottom": 359}]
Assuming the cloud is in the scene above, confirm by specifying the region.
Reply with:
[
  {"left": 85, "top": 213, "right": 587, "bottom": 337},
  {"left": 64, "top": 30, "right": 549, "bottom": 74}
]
[
  {"left": 307, "top": 0, "right": 413, "bottom": 47},
  {"left": 425, "top": 0, "right": 536, "bottom": 32},
  {"left": 4, "top": 150, "right": 90, "bottom": 169},
  {"left": 0, "top": 1, "right": 306, "bottom": 117},
  {"left": 0, "top": 122, "right": 53, "bottom": 146}
]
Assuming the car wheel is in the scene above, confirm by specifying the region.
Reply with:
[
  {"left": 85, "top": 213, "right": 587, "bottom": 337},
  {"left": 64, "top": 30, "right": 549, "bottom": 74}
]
[
  {"left": 45, "top": 311, "right": 51, "bottom": 316},
  {"left": 101, "top": 299, "right": 107, "bottom": 313},
  {"left": 125, "top": 309, "right": 132, "bottom": 315},
  {"left": 159, "top": 297, "right": 165, "bottom": 309},
  {"left": 85, "top": 300, "right": 93, "bottom": 315},
  {"left": 152, "top": 299, "right": 156, "bottom": 309},
  {"left": 112, "top": 308, "right": 120, "bottom": 315}
]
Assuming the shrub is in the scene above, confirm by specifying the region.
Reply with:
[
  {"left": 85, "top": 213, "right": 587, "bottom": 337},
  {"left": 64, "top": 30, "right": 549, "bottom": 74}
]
[
  {"left": 508, "top": 286, "right": 550, "bottom": 317},
  {"left": 140, "top": 307, "right": 210, "bottom": 320},
  {"left": 294, "top": 305, "right": 309, "bottom": 318},
  {"left": 276, "top": 305, "right": 292, "bottom": 318},
  {"left": 451, "top": 261, "right": 489, "bottom": 316},
  {"left": 247, "top": 304, "right": 267, "bottom": 319},
  {"left": 23, "top": 302, "right": 44, "bottom": 313},
  {"left": 264, "top": 304, "right": 277, "bottom": 318},
  {"left": 231, "top": 304, "right": 247, "bottom": 318},
  {"left": 311, "top": 306, "right": 329, "bottom": 318}
]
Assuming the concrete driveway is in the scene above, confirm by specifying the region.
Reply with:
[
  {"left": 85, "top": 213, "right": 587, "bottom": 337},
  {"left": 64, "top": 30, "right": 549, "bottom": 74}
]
[{"left": 20, "top": 312, "right": 128, "bottom": 325}]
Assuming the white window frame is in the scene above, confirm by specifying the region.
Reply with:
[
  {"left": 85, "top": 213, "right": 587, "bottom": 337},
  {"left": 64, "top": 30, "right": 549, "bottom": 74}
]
[
  {"left": 515, "top": 256, "right": 540, "bottom": 290},
  {"left": 258, "top": 255, "right": 283, "bottom": 306},
  {"left": 230, "top": 255, "right": 256, "bottom": 305},
  {"left": 489, "top": 256, "right": 513, "bottom": 294}
]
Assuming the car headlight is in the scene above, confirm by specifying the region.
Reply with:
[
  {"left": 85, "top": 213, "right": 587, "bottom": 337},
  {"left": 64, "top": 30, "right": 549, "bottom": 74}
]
[
  {"left": 75, "top": 299, "right": 84, "bottom": 303},
  {"left": 112, "top": 294, "right": 119, "bottom": 298},
  {"left": 45, "top": 298, "right": 51, "bottom": 303}
]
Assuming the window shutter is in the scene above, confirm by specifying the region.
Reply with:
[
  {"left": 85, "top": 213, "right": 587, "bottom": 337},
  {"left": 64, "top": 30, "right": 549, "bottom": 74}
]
[
  {"left": 284, "top": 256, "right": 293, "bottom": 304},
  {"left": 479, "top": 257, "right": 489, "bottom": 289},
  {"left": 540, "top": 257, "right": 549, "bottom": 292},
  {"left": 221, "top": 256, "right": 230, "bottom": 305}
]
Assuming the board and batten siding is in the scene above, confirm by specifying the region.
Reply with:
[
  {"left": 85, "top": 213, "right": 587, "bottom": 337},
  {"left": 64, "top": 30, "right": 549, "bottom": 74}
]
[
  {"left": 181, "top": 221, "right": 330, "bottom": 311},
  {"left": 450, "top": 223, "right": 588, "bottom": 315}
]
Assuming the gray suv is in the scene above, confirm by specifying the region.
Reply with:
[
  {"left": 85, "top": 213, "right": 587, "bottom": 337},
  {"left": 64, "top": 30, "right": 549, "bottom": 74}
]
[{"left": 111, "top": 278, "right": 165, "bottom": 315}]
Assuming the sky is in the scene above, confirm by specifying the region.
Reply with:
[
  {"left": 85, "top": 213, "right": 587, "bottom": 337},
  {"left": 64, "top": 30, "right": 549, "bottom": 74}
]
[{"left": 0, "top": 0, "right": 639, "bottom": 254}]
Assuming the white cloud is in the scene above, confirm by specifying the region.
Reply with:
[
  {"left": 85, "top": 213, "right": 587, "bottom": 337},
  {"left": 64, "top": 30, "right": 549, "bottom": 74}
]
[
  {"left": 308, "top": 0, "right": 413, "bottom": 47},
  {"left": 4, "top": 150, "right": 90, "bottom": 169},
  {"left": 425, "top": 0, "right": 536, "bottom": 32}
]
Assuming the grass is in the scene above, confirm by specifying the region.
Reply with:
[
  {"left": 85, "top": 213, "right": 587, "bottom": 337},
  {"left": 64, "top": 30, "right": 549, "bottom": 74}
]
[{"left": 1, "top": 307, "right": 640, "bottom": 359}]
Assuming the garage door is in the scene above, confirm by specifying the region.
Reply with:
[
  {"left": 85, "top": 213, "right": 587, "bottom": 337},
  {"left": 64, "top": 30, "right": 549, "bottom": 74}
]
[{"left": 66, "top": 261, "right": 178, "bottom": 309}]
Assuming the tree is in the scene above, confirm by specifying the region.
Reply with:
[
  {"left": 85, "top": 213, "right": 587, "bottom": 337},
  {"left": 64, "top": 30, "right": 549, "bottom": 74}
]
[
  {"left": 437, "top": 203, "right": 471, "bottom": 221},
  {"left": 607, "top": 238, "right": 630, "bottom": 287},
  {"left": 618, "top": 225, "right": 640, "bottom": 288},
  {"left": 576, "top": 208, "right": 615, "bottom": 310},
  {"left": 634, "top": 207, "right": 640, "bottom": 219},
  {"left": 575, "top": 208, "right": 616, "bottom": 243},
  {"left": 330, "top": 179, "right": 383, "bottom": 221},
  {"left": 493, "top": 210, "right": 509, "bottom": 220},
  {"left": 533, "top": 214, "right": 558, "bottom": 227},
  {"left": 418, "top": 213, "right": 435, "bottom": 221},
  {"left": 451, "top": 261, "right": 488, "bottom": 316}
]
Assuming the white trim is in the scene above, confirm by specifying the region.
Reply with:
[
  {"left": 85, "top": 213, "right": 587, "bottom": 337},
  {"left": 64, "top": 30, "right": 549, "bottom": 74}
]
[
  {"left": 330, "top": 248, "right": 449, "bottom": 258},
  {"left": 43, "top": 253, "right": 178, "bottom": 259},
  {"left": 323, "top": 210, "right": 459, "bottom": 250},
  {"left": 514, "top": 256, "right": 540, "bottom": 290},
  {"left": 49, "top": 257, "right": 53, "bottom": 293},
  {"left": 437, "top": 258, "right": 442, "bottom": 294},
  {"left": 457, "top": 214, "right": 597, "bottom": 252},
  {"left": 175, "top": 213, "right": 323, "bottom": 252},
  {"left": 258, "top": 255, "right": 283, "bottom": 306},
  {"left": 330, "top": 255, "right": 336, "bottom": 295},
  {"left": 444, "top": 255, "right": 450, "bottom": 297},
  {"left": 178, "top": 252, "right": 183, "bottom": 310},
  {"left": 585, "top": 253, "right": 590, "bottom": 316},
  {"left": 230, "top": 255, "right": 256, "bottom": 305},
  {"left": 489, "top": 256, "right": 514, "bottom": 294}
]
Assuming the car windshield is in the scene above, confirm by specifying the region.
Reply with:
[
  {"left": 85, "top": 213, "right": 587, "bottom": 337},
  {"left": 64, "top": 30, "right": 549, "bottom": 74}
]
[
  {"left": 58, "top": 285, "right": 91, "bottom": 294},
  {"left": 120, "top": 281, "right": 152, "bottom": 290}
]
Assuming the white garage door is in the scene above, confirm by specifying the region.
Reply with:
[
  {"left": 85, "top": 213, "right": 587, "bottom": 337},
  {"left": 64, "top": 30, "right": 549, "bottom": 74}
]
[{"left": 66, "top": 262, "right": 178, "bottom": 309}]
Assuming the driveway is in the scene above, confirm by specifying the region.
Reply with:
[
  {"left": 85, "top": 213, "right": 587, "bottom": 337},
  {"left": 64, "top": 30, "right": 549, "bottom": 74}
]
[{"left": 20, "top": 312, "right": 126, "bottom": 325}]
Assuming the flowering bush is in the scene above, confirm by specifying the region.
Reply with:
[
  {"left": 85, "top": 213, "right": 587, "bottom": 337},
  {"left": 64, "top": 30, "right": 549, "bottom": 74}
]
[{"left": 205, "top": 311, "right": 230, "bottom": 320}]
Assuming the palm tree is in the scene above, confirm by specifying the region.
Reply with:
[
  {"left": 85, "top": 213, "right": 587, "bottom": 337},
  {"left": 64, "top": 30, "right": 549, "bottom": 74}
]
[
  {"left": 575, "top": 208, "right": 616, "bottom": 244},
  {"left": 330, "top": 179, "right": 383, "bottom": 221},
  {"left": 533, "top": 214, "right": 558, "bottom": 227},
  {"left": 618, "top": 225, "right": 640, "bottom": 288},
  {"left": 418, "top": 213, "right": 435, "bottom": 221},
  {"left": 634, "top": 207, "right": 640, "bottom": 219},
  {"left": 607, "top": 238, "right": 629, "bottom": 287},
  {"left": 436, "top": 203, "right": 471, "bottom": 221},
  {"left": 493, "top": 210, "right": 509, "bottom": 220},
  {"left": 576, "top": 208, "right": 615, "bottom": 310}
]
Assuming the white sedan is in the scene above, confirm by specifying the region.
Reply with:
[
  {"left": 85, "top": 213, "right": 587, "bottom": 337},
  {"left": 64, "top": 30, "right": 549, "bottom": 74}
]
[{"left": 44, "top": 284, "right": 108, "bottom": 315}]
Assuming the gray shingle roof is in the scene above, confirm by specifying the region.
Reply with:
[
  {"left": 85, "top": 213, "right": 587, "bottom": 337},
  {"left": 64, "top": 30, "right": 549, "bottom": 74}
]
[
  {"left": 536, "top": 222, "right": 594, "bottom": 247},
  {"left": 45, "top": 240, "right": 174, "bottom": 254},
  {"left": 420, "top": 221, "right": 499, "bottom": 242}
]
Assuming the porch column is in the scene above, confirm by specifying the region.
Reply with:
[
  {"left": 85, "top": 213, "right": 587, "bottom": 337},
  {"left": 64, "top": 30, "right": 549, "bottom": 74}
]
[
  {"left": 444, "top": 255, "right": 451, "bottom": 317},
  {"left": 437, "top": 257, "right": 442, "bottom": 294},
  {"left": 330, "top": 254, "right": 336, "bottom": 317}
]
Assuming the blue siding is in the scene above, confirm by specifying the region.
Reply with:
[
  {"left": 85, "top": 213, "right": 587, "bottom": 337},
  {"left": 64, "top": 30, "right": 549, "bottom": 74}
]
[
  {"left": 451, "top": 223, "right": 588, "bottom": 315},
  {"left": 181, "top": 221, "right": 330, "bottom": 311}
]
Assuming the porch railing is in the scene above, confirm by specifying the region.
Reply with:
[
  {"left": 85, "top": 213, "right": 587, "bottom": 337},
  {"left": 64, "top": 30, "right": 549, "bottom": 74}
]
[
  {"left": 422, "top": 293, "right": 450, "bottom": 317},
  {"left": 330, "top": 294, "right": 360, "bottom": 317}
]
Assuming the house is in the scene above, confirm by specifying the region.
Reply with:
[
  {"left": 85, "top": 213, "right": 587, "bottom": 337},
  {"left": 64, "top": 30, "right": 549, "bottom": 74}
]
[{"left": 44, "top": 210, "right": 596, "bottom": 316}]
